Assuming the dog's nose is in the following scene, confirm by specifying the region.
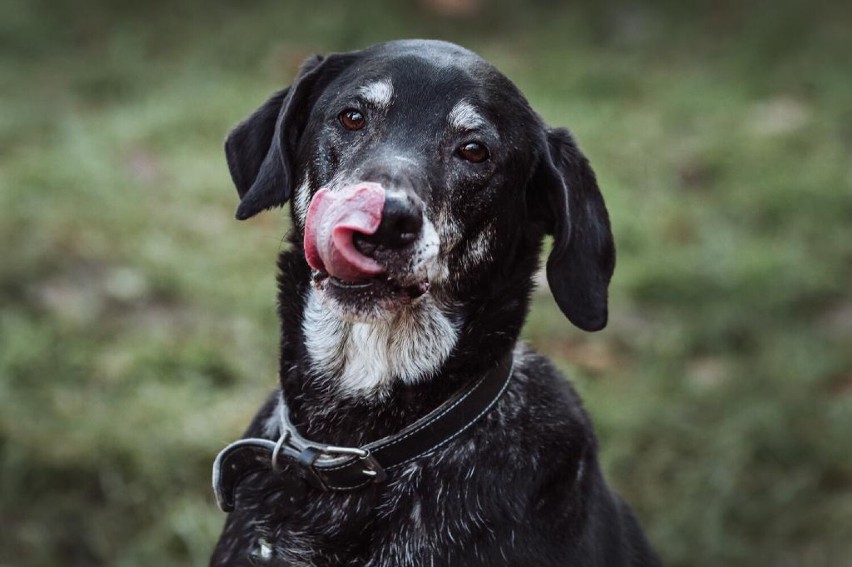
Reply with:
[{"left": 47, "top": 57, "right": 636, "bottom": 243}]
[
  {"left": 354, "top": 195, "right": 423, "bottom": 254},
  {"left": 376, "top": 196, "right": 424, "bottom": 247}
]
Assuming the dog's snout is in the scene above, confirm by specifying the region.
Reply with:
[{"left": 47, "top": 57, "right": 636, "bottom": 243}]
[
  {"left": 355, "top": 195, "right": 423, "bottom": 254},
  {"left": 379, "top": 197, "right": 424, "bottom": 247}
]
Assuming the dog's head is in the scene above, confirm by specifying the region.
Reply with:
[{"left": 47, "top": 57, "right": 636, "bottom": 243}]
[{"left": 225, "top": 40, "right": 614, "bottom": 331}]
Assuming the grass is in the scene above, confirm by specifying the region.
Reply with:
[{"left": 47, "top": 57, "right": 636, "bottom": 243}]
[{"left": 1, "top": 0, "right": 851, "bottom": 565}]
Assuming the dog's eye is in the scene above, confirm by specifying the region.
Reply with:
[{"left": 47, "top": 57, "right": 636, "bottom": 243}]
[
  {"left": 339, "top": 109, "right": 366, "bottom": 131},
  {"left": 457, "top": 142, "right": 489, "bottom": 163}
]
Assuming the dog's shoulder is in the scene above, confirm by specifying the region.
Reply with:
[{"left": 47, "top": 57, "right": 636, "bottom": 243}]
[
  {"left": 478, "top": 347, "right": 659, "bottom": 566},
  {"left": 418, "top": 346, "right": 601, "bottom": 519},
  {"left": 501, "top": 345, "right": 597, "bottom": 443}
]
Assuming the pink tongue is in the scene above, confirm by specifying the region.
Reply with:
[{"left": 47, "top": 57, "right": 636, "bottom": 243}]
[{"left": 304, "top": 183, "right": 386, "bottom": 281}]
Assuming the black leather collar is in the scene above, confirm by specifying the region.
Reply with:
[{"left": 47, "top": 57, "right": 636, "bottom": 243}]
[{"left": 213, "top": 352, "right": 514, "bottom": 512}]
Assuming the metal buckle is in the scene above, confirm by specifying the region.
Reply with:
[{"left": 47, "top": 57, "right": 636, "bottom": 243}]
[
  {"left": 296, "top": 446, "right": 328, "bottom": 490},
  {"left": 318, "top": 446, "right": 386, "bottom": 483},
  {"left": 271, "top": 430, "right": 290, "bottom": 474},
  {"left": 298, "top": 445, "right": 383, "bottom": 490},
  {"left": 320, "top": 445, "right": 369, "bottom": 459},
  {"left": 274, "top": 413, "right": 386, "bottom": 490},
  {"left": 359, "top": 450, "right": 387, "bottom": 483}
]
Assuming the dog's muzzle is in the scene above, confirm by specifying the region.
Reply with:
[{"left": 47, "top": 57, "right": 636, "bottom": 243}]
[
  {"left": 304, "top": 182, "right": 424, "bottom": 282},
  {"left": 304, "top": 183, "right": 385, "bottom": 281}
]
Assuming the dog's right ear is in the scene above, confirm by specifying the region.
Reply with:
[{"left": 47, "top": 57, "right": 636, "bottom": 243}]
[{"left": 225, "top": 55, "right": 329, "bottom": 220}]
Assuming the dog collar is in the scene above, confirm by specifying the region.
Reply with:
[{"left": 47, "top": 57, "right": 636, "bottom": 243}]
[{"left": 212, "top": 352, "right": 514, "bottom": 512}]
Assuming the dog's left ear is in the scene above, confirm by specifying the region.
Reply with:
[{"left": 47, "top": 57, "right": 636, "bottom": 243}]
[
  {"left": 530, "top": 128, "right": 615, "bottom": 331},
  {"left": 225, "top": 55, "right": 332, "bottom": 220}
]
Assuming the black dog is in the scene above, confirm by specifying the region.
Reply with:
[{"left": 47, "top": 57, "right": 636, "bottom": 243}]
[{"left": 211, "top": 39, "right": 659, "bottom": 566}]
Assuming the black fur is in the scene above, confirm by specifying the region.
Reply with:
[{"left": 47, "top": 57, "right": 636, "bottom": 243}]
[
  {"left": 534, "top": 128, "right": 616, "bottom": 331},
  {"left": 212, "top": 40, "right": 658, "bottom": 566}
]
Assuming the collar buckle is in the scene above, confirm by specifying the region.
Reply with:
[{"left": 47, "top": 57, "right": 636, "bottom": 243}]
[
  {"left": 294, "top": 446, "right": 329, "bottom": 491},
  {"left": 359, "top": 451, "right": 387, "bottom": 483},
  {"left": 214, "top": 352, "right": 513, "bottom": 510},
  {"left": 271, "top": 425, "right": 385, "bottom": 491}
]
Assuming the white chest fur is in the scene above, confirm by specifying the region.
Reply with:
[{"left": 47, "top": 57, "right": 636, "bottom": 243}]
[{"left": 302, "top": 289, "right": 459, "bottom": 399}]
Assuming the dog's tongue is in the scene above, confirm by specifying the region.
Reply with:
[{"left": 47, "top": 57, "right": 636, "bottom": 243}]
[{"left": 304, "top": 183, "right": 386, "bottom": 281}]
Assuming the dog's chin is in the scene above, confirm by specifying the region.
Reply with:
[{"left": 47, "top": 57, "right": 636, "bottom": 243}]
[{"left": 311, "top": 271, "right": 430, "bottom": 322}]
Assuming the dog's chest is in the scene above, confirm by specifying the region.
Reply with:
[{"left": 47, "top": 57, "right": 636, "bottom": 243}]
[{"left": 231, "top": 462, "right": 503, "bottom": 567}]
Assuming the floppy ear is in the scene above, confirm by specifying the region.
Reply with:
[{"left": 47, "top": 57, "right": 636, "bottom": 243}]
[
  {"left": 531, "top": 128, "right": 615, "bottom": 331},
  {"left": 225, "top": 55, "right": 328, "bottom": 220}
]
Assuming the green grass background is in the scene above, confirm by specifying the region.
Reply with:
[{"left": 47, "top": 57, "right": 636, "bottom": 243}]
[{"left": 1, "top": 0, "right": 851, "bottom": 565}]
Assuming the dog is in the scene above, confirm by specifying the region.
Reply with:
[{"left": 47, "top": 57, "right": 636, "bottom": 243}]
[{"left": 210, "top": 39, "right": 659, "bottom": 566}]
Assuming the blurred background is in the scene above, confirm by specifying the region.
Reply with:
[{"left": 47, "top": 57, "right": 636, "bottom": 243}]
[{"left": 1, "top": 0, "right": 851, "bottom": 565}]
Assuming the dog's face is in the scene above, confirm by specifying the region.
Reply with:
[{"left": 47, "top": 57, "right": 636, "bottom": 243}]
[{"left": 225, "top": 40, "right": 614, "bottom": 332}]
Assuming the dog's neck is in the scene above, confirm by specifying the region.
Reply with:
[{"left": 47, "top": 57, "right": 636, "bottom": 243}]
[
  {"left": 274, "top": 229, "right": 540, "bottom": 447},
  {"left": 301, "top": 288, "right": 460, "bottom": 400}
]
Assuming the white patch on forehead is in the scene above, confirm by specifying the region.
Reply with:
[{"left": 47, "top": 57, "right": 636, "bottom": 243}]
[
  {"left": 358, "top": 79, "right": 394, "bottom": 109},
  {"left": 448, "top": 100, "right": 485, "bottom": 131}
]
